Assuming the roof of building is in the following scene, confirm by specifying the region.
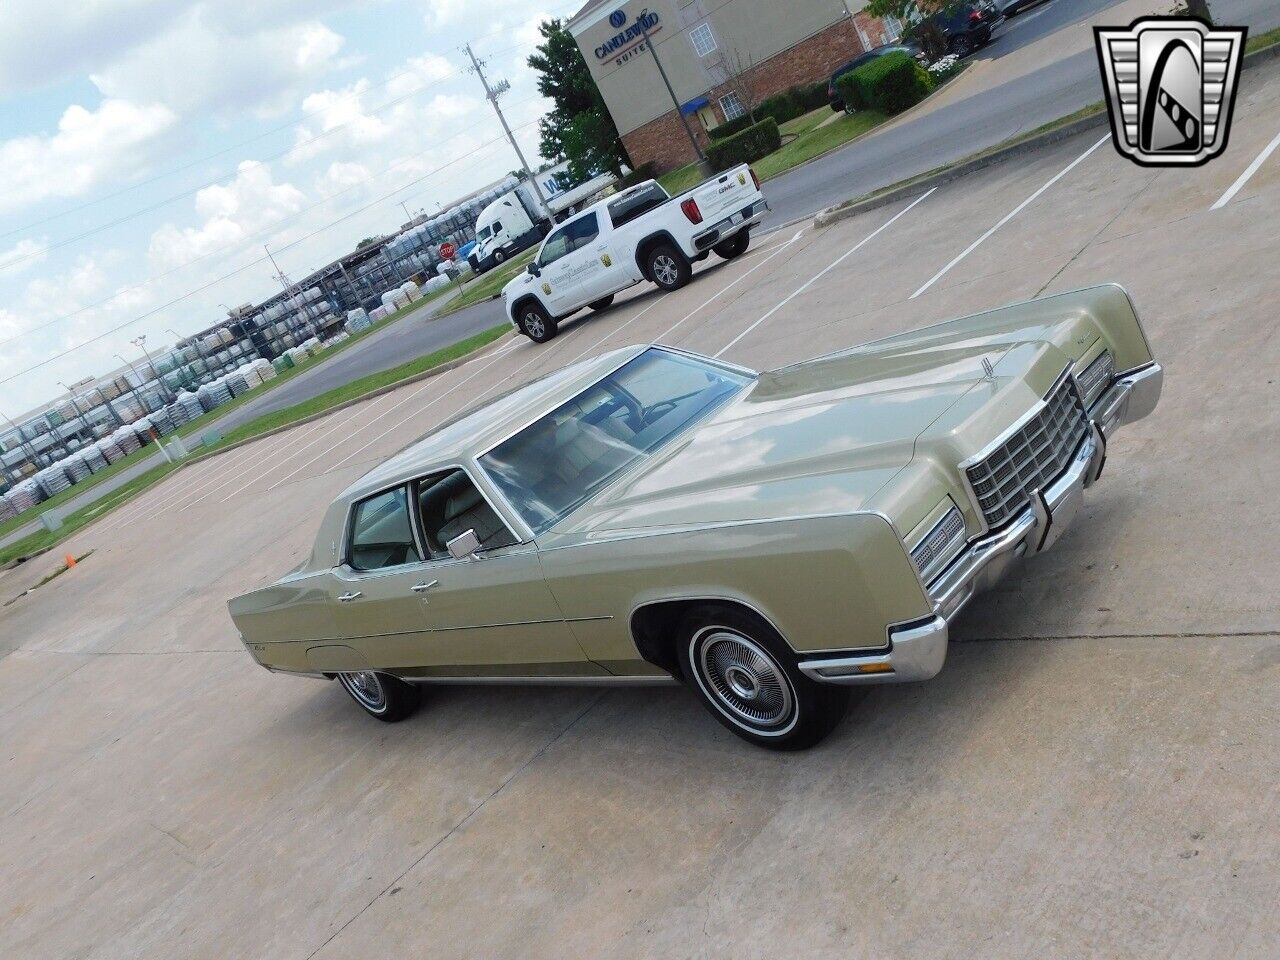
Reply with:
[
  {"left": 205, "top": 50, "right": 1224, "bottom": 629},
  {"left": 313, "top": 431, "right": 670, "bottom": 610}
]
[{"left": 567, "top": 0, "right": 612, "bottom": 29}]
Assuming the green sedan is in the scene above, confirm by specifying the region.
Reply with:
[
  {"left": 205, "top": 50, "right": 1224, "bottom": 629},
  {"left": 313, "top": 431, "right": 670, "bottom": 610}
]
[{"left": 228, "top": 283, "right": 1161, "bottom": 749}]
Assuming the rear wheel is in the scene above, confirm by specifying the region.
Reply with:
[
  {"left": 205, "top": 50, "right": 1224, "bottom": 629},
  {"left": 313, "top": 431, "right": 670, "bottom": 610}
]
[
  {"left": 518, "top": 302, "right": 557, "bottom": 343},
  {"left": 950, "top": 34, "right": 975, "bottom": 57},
  {"left": 588, "top": 294, "right": 615, "bottom": 311},
  {"left": 676, "top": 604, "right": 848, "bottom": 750},
  {"left": 646, "top": 244, "right": 692, "bottom": 291},
  {"left": 337, "top": 671, "right": 421, "bottom": 723},
  {"left": 712, "top": 231, "right": 750, "bottom": 260}
]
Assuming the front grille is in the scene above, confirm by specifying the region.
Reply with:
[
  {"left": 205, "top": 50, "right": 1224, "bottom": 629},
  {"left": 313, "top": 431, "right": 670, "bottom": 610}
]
[{"left": 965, "top": 373, "right": 1088, "bottom": 529}]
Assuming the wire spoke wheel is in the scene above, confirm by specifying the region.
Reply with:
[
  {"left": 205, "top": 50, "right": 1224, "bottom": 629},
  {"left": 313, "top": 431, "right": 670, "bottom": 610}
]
[
  {"left": 694, "top": 629, "right": 795, "bottom": 732},
  {"left": 339, "top": 671, "right": 387, "bottom": 713}
]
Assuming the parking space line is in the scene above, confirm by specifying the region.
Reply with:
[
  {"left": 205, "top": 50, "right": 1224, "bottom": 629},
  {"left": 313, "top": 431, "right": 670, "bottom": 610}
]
[
  {"left": 715, "top": 192, "right": 935, "bottom": 358},
  {"left": 262, "top": 392, "right": 402, "bottom": 494},
  {"left": 97, "top": 443, "right": 261, "bottom": 533},
  {"left": 910, "top": 135, "right": 1110, "bottom": 300},
  {"left": 224, "top": 393, "right": 400, "bottom": 501},
  {"left": 1211, "top": 128, "right": 1280, "bottom": 210}
]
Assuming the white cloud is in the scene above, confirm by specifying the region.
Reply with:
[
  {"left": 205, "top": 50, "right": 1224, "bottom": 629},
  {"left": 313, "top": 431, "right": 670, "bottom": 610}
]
[
  {"left": 91, "top": 7, "right": 346, "bottom": 116},
  {"left": 148, "top": 161, "right": 307, "bottom": 269},
  {"left": 315, "top": 161, "right": 372, "bottom": 198},
  {"left": 0, "top": 99, "right": 177, "bottom": 214},
  {"left": 0, "top": 239, "right": 50, "bottom": 275}
]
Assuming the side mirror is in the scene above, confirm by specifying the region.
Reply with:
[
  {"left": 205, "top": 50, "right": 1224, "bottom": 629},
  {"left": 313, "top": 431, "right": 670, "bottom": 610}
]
[
  {"left": 446, "top": 528, "right": 481, "bottom": 560},
  {"left": 526, "top": 262, "right": 541, "bottom": 277}
]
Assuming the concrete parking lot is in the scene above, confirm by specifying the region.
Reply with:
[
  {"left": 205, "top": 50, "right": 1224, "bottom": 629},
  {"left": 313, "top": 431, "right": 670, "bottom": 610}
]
[{"left": 3, "top": 58, "right": 1279, "bottom": 960}]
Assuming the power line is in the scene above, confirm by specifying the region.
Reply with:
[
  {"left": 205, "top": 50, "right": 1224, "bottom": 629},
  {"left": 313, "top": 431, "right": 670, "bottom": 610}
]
[
  {"left": 0, "top": 0, "right": 581, "bottom": 244},
  {"left": 0, "top": 125, "right": 535, "bottom": 386},
  {"left": 0, "top": 97, "right": 543, "bottom": 350}
]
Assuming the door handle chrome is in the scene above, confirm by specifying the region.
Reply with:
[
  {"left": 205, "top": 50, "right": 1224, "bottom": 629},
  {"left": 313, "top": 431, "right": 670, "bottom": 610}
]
[
  {"left": 410, "top": 580, "right": 439, "bottom": 594},
  {"left": 337, "top": 591, "right": 363, "bottom": 602}
]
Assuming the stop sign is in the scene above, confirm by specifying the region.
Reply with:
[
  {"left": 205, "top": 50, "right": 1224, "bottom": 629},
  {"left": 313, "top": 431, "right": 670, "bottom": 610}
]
[{"left": 439, "top": 241, "right": 456, "bottom": 260}]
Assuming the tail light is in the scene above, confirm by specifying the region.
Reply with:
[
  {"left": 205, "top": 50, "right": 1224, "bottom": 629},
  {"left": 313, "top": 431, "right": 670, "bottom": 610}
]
[
  {"left": 970, "top": 9, "right": 983, "bottom": 21},
  {"left": 681, "top": 198, "right": 702, "bottom": 224},
  {"left": 749, "top": 167, "right": 761, "bottom": 190}
]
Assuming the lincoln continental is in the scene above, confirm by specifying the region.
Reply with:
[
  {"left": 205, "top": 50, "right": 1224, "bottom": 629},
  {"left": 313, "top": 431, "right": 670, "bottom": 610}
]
[{"left": 228, "top": 284, "right": 1161, "bottom": 749}]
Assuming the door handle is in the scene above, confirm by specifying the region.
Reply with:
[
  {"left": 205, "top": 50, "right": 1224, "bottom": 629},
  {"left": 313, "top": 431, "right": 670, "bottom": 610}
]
[
  {"left": 410, "top": 580, "right": 439, "bottom": 594},
  {"left": 337, "top": 591, "right": 363, "bottom": 602}
]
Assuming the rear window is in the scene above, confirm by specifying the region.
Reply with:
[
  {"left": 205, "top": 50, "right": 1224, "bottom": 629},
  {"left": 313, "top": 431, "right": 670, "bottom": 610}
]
[{"left": 607, "top": 184, "right": 669, "bottom": 228}]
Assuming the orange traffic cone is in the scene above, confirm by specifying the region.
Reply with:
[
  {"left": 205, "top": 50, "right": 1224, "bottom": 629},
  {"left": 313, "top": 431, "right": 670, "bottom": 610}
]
[{"left": 64, "top": 554, "right": 77, "bottom": 569}]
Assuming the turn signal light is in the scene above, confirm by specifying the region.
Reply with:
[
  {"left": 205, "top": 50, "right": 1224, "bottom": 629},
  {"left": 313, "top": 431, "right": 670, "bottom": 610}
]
[
  {"left": 859, "top": 663, "right": 894, "bottom": 674},
  {"left": 681, "top": 198, "right": 702, "bottom": 223}
]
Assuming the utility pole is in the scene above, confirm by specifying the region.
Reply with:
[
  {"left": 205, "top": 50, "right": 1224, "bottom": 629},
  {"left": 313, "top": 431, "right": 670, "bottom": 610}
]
[
  {"left": 637, "top": 9, "right": 711, "bottom": 176},
  {"left": 132, "top": 335, "right": 174, "bottom": 403},
  {"left": 463, "top": 42, "right": 556, "bottom": 224}
]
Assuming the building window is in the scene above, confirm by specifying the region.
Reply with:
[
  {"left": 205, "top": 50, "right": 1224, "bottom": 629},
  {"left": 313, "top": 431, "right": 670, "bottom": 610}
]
[
  {"left": 718, "top": 92, "right": 747, "bottom": 121},
  {"left": 689, "top": 22, "right": 717, "bottom": 57}
]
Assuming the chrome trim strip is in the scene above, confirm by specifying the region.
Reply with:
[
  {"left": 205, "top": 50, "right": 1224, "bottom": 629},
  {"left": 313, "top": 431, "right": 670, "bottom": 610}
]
[
  {"left": 798, "top": 616, "right": 948, "bottom": 685},
  {"left": 400, "top": 674, "right": 678, "bottom": 686}
]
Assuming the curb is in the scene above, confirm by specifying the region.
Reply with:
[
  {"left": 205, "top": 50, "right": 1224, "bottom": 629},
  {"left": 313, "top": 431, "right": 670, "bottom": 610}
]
[{"left": 814, "top": 39, "right": 1280, "bottom": 230}]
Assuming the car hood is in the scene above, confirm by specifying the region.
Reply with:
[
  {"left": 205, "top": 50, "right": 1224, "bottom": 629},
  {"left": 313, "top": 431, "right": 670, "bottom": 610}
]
[{"left": 543, "top": 340, "right": 1018, "bottom": 541}]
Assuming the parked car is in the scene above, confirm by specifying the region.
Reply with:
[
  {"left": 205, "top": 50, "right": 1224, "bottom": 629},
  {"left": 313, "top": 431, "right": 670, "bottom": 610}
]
[
  {"left": 828, "top": 42, "right": 928, "bottom": 112},
  {"left": 228, "top": 284, "right": 1162, "bottom": 750},
  {"left": 920, "top": 0, "right": 1003, "bottom": 58},
  {"left": 1001, "top": 0, "right": 1049, "bottom": 15},
  {"left": 502, "top": 167, "right": 767, "bottom": 343}
]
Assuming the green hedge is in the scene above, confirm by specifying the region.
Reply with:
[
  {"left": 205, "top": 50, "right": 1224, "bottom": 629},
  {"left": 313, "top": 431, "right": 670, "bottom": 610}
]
[
  {"left": 707, "top": 112, "right": 756, "bottom": 141},
  {"left": 617, "top": 161, "right": 658, "bottom": 188},
  {"left": 707, "top": 81, "right": 830, "bottom": 139},
  {"left": 705, "top": 117, "right": 781, "bottom": 171},
  {"left": 793, "top": 80, "right": 830, "bottom": 111},
  {"left": 835, "top": 51, "right": 933, "bottom": 116}
]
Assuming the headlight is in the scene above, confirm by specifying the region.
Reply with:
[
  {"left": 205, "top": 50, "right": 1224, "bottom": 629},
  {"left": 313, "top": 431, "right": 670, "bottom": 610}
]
[
  {"left": 1076, "top": 350, "right": 1115, "bottom": 408},
  {"left": 909, "top": 504, "right": 967, "bottom": 585}
]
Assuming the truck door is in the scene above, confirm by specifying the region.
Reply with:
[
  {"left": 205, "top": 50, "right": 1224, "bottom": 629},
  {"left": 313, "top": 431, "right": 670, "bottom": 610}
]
[{"left": 537, "top": 212, "right": 606, "bottom": 313}]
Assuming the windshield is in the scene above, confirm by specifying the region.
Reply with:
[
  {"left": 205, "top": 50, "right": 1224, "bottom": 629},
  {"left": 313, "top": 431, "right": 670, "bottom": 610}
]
[
  {"left": 476, "top": 224, "right": 492, "bottom": 240},
  {"left": 479, "top": 349, "right": 751, "bottom": 534}
]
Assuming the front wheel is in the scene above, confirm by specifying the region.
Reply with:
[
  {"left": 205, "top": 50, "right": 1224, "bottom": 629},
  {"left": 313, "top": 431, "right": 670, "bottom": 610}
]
[
  {"left": 518, "top": 302, "right": 557, "bottom": 343},
  {"left": 677, "top": 604, "right": 848, "bottom": 750},
  {"left": 494, "top": 250, "right": 506, "bottom": 265},
  {"left": 337, "top": 671, "right": 421, "bottom": 723},
  {"left": 588, "top": 294, "right": 615, "bottom": 311},
  {"left": 950, "top": 34, "right": 975, "bottom": 57},
  {"left": 712, "top": 231, "right": 750, "bottom": 259},
  {"left": 646, "top": 244, "right": 692, "bottom": 291}
]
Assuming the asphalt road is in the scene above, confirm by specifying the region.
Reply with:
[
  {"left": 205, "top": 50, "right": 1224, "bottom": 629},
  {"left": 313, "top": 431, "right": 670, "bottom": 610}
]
[{"left": 6, "top": 0, "right": 1276, "bottom": 553}]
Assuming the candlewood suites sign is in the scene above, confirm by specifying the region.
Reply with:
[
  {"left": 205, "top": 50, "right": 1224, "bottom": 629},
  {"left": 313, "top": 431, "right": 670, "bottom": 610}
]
[{"left": 594, "top": 10, "right": 662, "bottom": 64}]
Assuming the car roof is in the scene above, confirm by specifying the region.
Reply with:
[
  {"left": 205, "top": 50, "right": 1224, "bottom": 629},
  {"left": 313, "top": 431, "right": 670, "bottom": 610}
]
[{"left": 338, "top": 343, "right": 649, "bottom": 502}]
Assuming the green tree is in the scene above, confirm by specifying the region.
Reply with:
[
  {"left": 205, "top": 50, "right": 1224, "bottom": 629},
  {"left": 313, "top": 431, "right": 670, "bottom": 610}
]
[
  {"left": 865, "top": 0, "right": 963, "bottom": 61},
  {"left": 527, "top": 18, "right": 630, "bottom": 180}
]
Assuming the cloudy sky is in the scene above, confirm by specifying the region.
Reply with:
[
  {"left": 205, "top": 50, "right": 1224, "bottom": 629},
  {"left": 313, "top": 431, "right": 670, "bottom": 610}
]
[{"left": 0, "top": 0, "right": 580, "bottom": 416}]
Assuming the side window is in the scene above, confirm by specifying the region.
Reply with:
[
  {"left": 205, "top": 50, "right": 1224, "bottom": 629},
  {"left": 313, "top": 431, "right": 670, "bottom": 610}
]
[
  {"left": 416, "top": 469, "right": 517, "bottom": 558},
  {"left": 492, "top": 220, "right": 503, "bottom": 234},
  {"left": 348, "top": 487, "right": 422, "bottom": 571},
  {"left": 539, "top": 226, "right": 572, "bottom": 266},
  {"left": 565, "top": 212, "right": 599, "bottom": 251}
]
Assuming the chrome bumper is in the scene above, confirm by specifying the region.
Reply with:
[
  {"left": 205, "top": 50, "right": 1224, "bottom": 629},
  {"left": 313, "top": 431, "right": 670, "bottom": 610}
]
[
  {"left": 692, "top": 199, "right": 768, "bottom": 250},
  {"left": 800, "top": 362, "right": 1162, "bottom": 686}
]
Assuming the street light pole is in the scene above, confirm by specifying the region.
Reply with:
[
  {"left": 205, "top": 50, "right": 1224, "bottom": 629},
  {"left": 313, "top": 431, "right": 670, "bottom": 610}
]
[
  {"left": 1, "top": 408, "right": 42, "bottom": 471},
  {"left": 132, "top": 335, "right": 174, "bottom": 403},
  {"left": 637, "top": 8, "right": 711, "bottom": 175}
]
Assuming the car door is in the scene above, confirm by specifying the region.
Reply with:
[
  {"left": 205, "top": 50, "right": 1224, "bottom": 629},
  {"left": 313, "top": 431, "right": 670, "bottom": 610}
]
[
  {"left": 537, "top": 212, "right": 606, "bottom": 313},
  {"left": 328, "top": 484, "right": 435, "bottom": 667},
  {"left": 404, "top": 468, "right": 603, "bottom": 677}
]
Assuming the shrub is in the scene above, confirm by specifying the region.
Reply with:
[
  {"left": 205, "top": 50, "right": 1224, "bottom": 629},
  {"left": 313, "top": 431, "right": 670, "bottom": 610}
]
[
  {"left": 617, "top": 161, "right": 658, "bottom": 188},
  {"left": 707, "top": 113, "right": 755, "bottom": 141},
  {"left": 841, "top": 51, "right": 933, "bottom": 116},
  {"left": 705, "top": 118, "right": 781, "bottom": 172},
  {"left": 792, "top": 80, "right": 830, "bottom": 112},
  {"left": 756, "top": 90, "right": 805, "bottom": 126}
]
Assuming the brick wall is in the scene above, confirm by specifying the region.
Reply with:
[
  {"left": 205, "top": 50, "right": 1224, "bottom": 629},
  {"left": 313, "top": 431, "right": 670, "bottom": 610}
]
[{"left": 620, "top": 14, "right": 893, "bottom": 173}]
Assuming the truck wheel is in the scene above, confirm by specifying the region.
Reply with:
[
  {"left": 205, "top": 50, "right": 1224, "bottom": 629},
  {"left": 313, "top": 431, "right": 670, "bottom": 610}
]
[
  {"left": 337, "top": 671, "right": 420, "bottom": 723},
  {"left": 518, "top": 302, "right": 557, "bottom": 343},
  {"left": 494, "top": 250, "right": 506, "bottom": 265},
  {"left": 712, "top": 231, "right": 750, "bottom": 260},
  {"left": 676, "top": 604, "right": 848, "bottom": 751},
  {"left": 588, "top": 295, "right": 615, "bottom": 311},
  {"left": 647, "top": 244, "right": 692, "bottom": 291}
]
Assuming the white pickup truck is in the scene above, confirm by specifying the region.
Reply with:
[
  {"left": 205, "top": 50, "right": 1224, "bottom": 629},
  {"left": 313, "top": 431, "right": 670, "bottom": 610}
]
[{"left": 502, "top": 164, "right": 768, "bottom": 342}]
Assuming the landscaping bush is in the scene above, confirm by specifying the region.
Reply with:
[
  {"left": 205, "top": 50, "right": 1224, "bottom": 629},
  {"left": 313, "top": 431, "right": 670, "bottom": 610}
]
[
  {"left": 839, "top": 50, "right": 933, "bottom": 116},
  {"left": 756, "top": 90, "right": 805, "bottom": 126},
  {"left": 617, "top": 161, "right": 658, "bottom": 188},
  {"left": 792, "top": 80, "right": 831, "bottom": 112},
  {"left": 705, "top": 117, "right": 781, "bottom": 171},
  {"left": 707, "top": 113, "right": 756, "bottom": 141}
]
